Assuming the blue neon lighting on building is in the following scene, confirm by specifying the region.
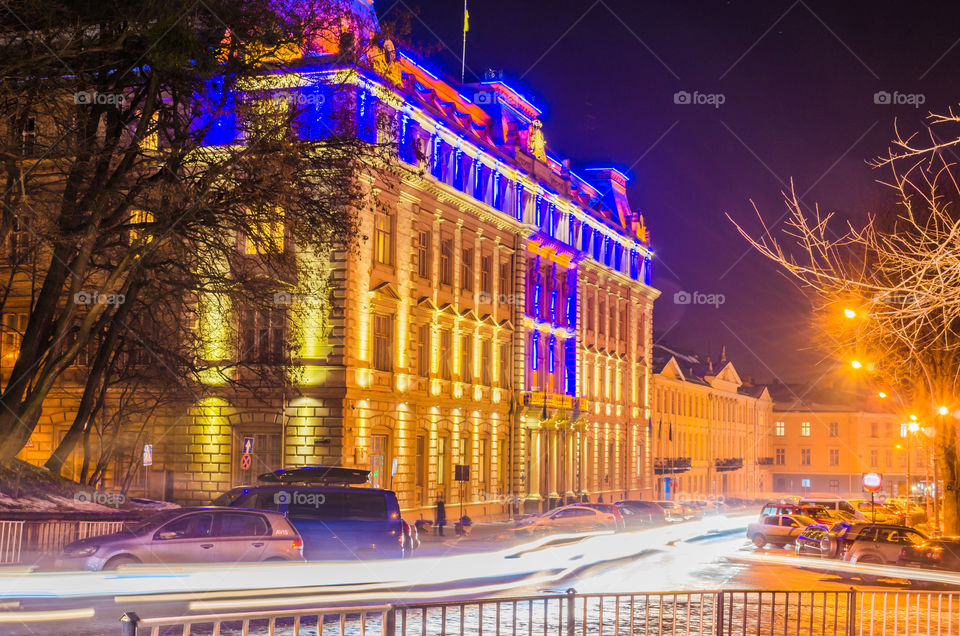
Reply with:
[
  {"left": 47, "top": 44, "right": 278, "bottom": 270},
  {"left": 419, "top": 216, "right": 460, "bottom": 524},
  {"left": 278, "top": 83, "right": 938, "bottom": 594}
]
[
  {"left": 548, "top": 335, "right": 556, "bottom": 373},
  {"left": 515, "top": 183, "right": 524, "bottom": 221},
  {"left": 564, "top": 338, "right": 577, "bottom": 395},
  {"left": 431, "top": 135, "right": 443, "bottom": 179},
  {"left": 531, "top": 332, "right": 539, "bottom": 371}
]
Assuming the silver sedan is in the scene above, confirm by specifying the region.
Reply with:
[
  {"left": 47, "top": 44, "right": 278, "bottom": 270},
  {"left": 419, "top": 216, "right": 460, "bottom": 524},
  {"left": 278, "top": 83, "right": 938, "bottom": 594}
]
[{"left": 56, "top": 507, "right": 304, "bottom": 571}]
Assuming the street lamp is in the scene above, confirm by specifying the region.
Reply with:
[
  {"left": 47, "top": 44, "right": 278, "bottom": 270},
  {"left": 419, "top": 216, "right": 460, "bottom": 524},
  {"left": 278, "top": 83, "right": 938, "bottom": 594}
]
[
  {"left": 904, "top": 420, "right": 920, "bottom": 501},
  {"left": 844, "top": 308, "right": 857, "bottom": 319},
  {"left": 878, "top": 391, "right": 887, "bottom": 399},
  {"left": 851, "top": 360, "right": 863, "bottom": 369}
]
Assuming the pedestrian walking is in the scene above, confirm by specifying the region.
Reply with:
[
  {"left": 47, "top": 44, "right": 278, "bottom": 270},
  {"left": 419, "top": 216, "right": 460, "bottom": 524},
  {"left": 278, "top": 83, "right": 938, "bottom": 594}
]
[{"left": 435, "top": 493, "right": 447, "bottom": 536}]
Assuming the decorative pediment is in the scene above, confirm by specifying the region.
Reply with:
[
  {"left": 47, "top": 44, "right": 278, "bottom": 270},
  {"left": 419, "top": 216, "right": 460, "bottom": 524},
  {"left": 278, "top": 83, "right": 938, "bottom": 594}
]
[
  {"left": 480, "top": 313, "right": 497, "bottom": 326},
  {"left": 709, "top": 361, "right": 743, "bottom": 389},
  {"left": 370, "top": 281, "right": 401, "bottom": 300},
  {"left": 658, "top": 356, "right": 686, "bottom": 381},
  {"left": 498, "top": 319, "right": 514, "bottom": 330},
  {"left": 416, "top": 296, "right": 438, "bottom": 311},
  {"left": 460, "top": 308, "right": 478, "bottom": 322}
]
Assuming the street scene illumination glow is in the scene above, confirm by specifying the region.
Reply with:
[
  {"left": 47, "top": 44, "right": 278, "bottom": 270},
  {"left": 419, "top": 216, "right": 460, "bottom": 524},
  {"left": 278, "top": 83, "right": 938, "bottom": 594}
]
[{"left": 1, "top": 2, "right": 960, "bottom": 634}]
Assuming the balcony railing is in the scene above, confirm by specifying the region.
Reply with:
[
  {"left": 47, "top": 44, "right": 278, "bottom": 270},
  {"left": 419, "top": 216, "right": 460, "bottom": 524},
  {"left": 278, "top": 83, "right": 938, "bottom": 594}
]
[
  {"left": 653, "top": 457, "right": 692, "bottom": 474},
  {"left": 757, "top": 457, "right": 774, "bottom": 466},
  {"left": 715, "top": 458, "right": 744, "bottom": 472}
]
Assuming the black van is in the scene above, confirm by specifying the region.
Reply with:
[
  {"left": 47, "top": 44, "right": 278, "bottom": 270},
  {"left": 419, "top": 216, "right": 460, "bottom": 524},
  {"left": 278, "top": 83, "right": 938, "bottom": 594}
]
[{"left": 213, "top": 466, "right": 404, "bottom": 560}]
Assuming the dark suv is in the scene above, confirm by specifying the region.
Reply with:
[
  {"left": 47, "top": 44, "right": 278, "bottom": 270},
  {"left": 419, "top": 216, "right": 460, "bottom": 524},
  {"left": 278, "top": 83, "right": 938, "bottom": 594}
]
[
  {"left": 213, "top": 466, "right": 404, "bottom": 560},
  {"left": 821, "top": 523, "right": 942, "bottom": 580}
]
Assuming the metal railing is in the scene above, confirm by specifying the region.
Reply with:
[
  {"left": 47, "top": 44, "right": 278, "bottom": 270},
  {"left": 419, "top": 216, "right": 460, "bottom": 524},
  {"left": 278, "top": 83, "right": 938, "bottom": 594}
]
[
  {"left": 120, "top": 605, "right": 393, "bottom": 636},
  {"left": 23, "top": 520, "right": 126, "bottom": 554},
  {"left": 0, "top": 519, "right": 126, "bottom": 563},
  {"left": 0, "top": 520, "right": 23, "bottom": 563},
  {"left": 118, "top": 589, "right": 960, "bottom": 635}
]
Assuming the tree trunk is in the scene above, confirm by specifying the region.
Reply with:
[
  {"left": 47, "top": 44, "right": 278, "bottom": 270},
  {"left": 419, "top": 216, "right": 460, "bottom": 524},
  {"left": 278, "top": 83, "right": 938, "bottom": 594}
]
[{"left": 937, "top": 418, "right": 960, "bottom": 534}]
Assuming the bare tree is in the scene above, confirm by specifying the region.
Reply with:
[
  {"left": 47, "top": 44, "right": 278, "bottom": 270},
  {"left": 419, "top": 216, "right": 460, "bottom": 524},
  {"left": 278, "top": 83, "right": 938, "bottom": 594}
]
[
  {"left": 732, "top": 111, "right": 960, "bottom": 532},
  {"left": 0, "top": 0, "right": 402, "bottom": 465}
]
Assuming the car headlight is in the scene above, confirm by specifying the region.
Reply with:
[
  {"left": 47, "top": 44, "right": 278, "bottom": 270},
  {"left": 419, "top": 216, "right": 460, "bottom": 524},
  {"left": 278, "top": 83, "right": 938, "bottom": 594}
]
[{"left": 64, "top": 544, "right": 98, "bottom": 557}]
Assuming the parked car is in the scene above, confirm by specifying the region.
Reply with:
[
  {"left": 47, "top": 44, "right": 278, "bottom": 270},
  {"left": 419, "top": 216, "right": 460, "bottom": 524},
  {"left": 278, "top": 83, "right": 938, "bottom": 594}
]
[
  {"left": 848, "top": 499, "right": 903, "bottom": 524},
  {"left": 799, "top": 498, "right": 867, "bottom": 521},
  {"left": 57, "top": 507, "right": 304, "bottom": 571},
  {"left": 577, "top": 502, "right": 625, "bottom": 529},
  {"left": 760, "top": 502, "right": 832, "bottom": 523},
  {"left": 655, "top": 500, "right": 698, "bottom": 521},
  {"left": 838, "top": 524, "right": 943, "bottom": 581},
  {"left": 213, "top": 466, "right": 404, "bottom": 560},
  {"left": 615, "top": 500, "right": 671, "bottom": 527},
  {"left": 515, "top": 504, "right": 620, "bottom": 535},
  {"left": 400, "top": 519, "right": 419, "bottom": 556},
  {"left": 747, "top": 514, "right": 817, "bottom": 548},
  {"left": 795, "top": 523, "right": 830, "bottom": 557}
]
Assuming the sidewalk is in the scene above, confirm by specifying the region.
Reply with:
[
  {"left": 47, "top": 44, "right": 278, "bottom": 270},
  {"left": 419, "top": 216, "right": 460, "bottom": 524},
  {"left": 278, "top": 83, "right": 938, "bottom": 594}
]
[{"left": 415, "top": 520, "right": 524, "bottom": 557}]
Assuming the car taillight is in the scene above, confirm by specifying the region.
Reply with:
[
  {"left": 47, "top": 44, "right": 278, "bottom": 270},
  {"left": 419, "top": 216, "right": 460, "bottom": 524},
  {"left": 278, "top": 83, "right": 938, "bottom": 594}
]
[
  {"left": 606, "top": 515, "right": 615, "bottom": 520},
  {"left": 292, "top": 538, "right": 303, "bottom": 550}
]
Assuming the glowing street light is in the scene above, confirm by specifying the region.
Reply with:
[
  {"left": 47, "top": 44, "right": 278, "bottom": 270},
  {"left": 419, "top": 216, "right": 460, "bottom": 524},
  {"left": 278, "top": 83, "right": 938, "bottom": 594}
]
[
  {"left": 844, "top": 308, "right": 857, "bottom": 318},
  {"left": 908, "top": 421, "right": 920, "bottom": 433},
  {"left": 878, "top": 391, "right": 887, "bottom": 399},
  {"left": 851, "top": 360, "right": 863, "bottom": 369},
  {"left": 939, "top": 406, "right": 949, "bottom": 416},
  {"left": 910, "top": 414, "right": 918, "bottom": 422}
]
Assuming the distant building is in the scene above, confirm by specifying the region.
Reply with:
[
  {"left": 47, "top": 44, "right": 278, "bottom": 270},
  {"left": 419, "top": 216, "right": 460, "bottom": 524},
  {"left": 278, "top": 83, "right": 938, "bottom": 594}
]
[
  {"left": 650, "top": 344, "right": 772, "bottom": 501},
  {"left": 766, "top": 387, "right": 921, "bottom": 498}
]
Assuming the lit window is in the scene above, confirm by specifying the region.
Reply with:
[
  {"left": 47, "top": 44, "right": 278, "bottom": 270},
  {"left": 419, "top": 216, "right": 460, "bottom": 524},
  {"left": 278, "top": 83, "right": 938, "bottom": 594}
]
[
  {"left": 416, "top": 324, "right": 430, "bottom": 377},
  {"left": 480, "top": 254, "right": 492, "bottom": 295},
  {"left": 801, "top": 478, "right": 811, "bottom": 488},
  {"left": 440, "top": 237, "right": 453, "bottom": 285},
  {"left": 373, "top": 212, "right": 393, "bottom": 265},
  {"left": 129, "top": 209, "right": 155, "bottom": 245},
  {"left": 416, "top": 228, "right": 431, "bottom": 278},
  {"left": 244, "top": 208, "right": 284, "bottom": 254},
  {"left": 775, "top": 421, "right": 785, "bottom": 437},
  {"left": 461, "top": 248, "right": 473, "bottom": 291},
  {"left": 239, "top": 308, "right": 285, "bottom": 363},
  {"left": 460, "top": 334, "right": 473, "bottom": 383},
  {"left": 800, "top": 421, "right": 811, "bottom": 437},
  {"left": 372, "top": 314, "right": 393, "bottom": 372}
]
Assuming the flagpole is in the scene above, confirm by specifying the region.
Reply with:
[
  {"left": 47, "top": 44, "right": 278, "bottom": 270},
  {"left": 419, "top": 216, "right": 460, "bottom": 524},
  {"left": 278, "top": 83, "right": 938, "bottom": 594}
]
[{"left": 461, "top": 0, "right": 468, "bottom": 83}]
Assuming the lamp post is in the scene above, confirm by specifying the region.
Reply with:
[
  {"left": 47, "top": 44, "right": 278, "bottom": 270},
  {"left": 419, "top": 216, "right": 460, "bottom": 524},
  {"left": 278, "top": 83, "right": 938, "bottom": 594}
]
[{"left": 905, "top": 418, "right": 920, "bottom": 501}]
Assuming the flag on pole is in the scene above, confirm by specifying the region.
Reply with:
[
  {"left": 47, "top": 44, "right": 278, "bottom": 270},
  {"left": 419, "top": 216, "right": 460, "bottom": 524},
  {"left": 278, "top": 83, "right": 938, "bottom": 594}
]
[
  {"left": 668, "top": 421, "right": 673, "bottom": 442},
  {"left": 463, "top": 3, "right": 470, "bottom": 32},
  {"left": 657, "top": 419, "right": 662, "bottom": 440}
]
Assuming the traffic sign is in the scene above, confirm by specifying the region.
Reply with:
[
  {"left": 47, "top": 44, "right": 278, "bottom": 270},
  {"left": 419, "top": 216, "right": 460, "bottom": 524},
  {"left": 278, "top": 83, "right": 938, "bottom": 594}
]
[
  {"left": 242, "top": 437, "right": 255, "bottom": 454},
  {"left": 240, "top": 453, "right": 252, "bottom": 470},
  {"left": 143, "top": 444, "right": 153, "bottom": 467},
  {"left": 863, "top": 472, "right": 882, "bottom": 492}
]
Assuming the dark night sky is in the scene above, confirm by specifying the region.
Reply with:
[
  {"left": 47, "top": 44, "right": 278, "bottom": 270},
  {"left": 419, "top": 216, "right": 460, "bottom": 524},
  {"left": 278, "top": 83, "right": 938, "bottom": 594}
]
[{"left": 379, "top": 0, "right": 960, "bottom": 385}]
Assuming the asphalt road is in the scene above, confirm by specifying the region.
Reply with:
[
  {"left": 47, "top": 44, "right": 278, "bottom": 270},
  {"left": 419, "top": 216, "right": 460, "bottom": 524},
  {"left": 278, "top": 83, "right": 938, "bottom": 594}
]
[{"left": 1, "top": 523, "right": 954, "bottom": 636}]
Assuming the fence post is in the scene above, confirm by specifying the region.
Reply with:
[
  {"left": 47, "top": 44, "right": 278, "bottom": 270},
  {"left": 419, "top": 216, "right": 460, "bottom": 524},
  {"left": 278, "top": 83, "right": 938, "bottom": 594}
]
[
  {"left": 566, "top": 588, "right": 577, "bottom": 636},
  {"left": 846, "top": 589, "right": 857, "bottom": 636},
  {"left": 119, "top": 612, "right": 140, "bottom": 636},
  {"left": 715, "top": 591, "right": 725, "bottom": 636},
  {"left": 383, "top": 604, "right": 396, "bottom": 636}
]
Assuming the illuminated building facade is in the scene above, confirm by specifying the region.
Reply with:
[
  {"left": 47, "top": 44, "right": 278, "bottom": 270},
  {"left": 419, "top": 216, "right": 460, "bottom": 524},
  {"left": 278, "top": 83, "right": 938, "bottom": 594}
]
[
  {"left": 10, "top": 0, "right": 658, "bottom": 518},
  {"left": 650, "top": 345, "right": 772, "bottom": 501},
  {"left": 767, "top": 395, "right": 912, "bottom": 497}
]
